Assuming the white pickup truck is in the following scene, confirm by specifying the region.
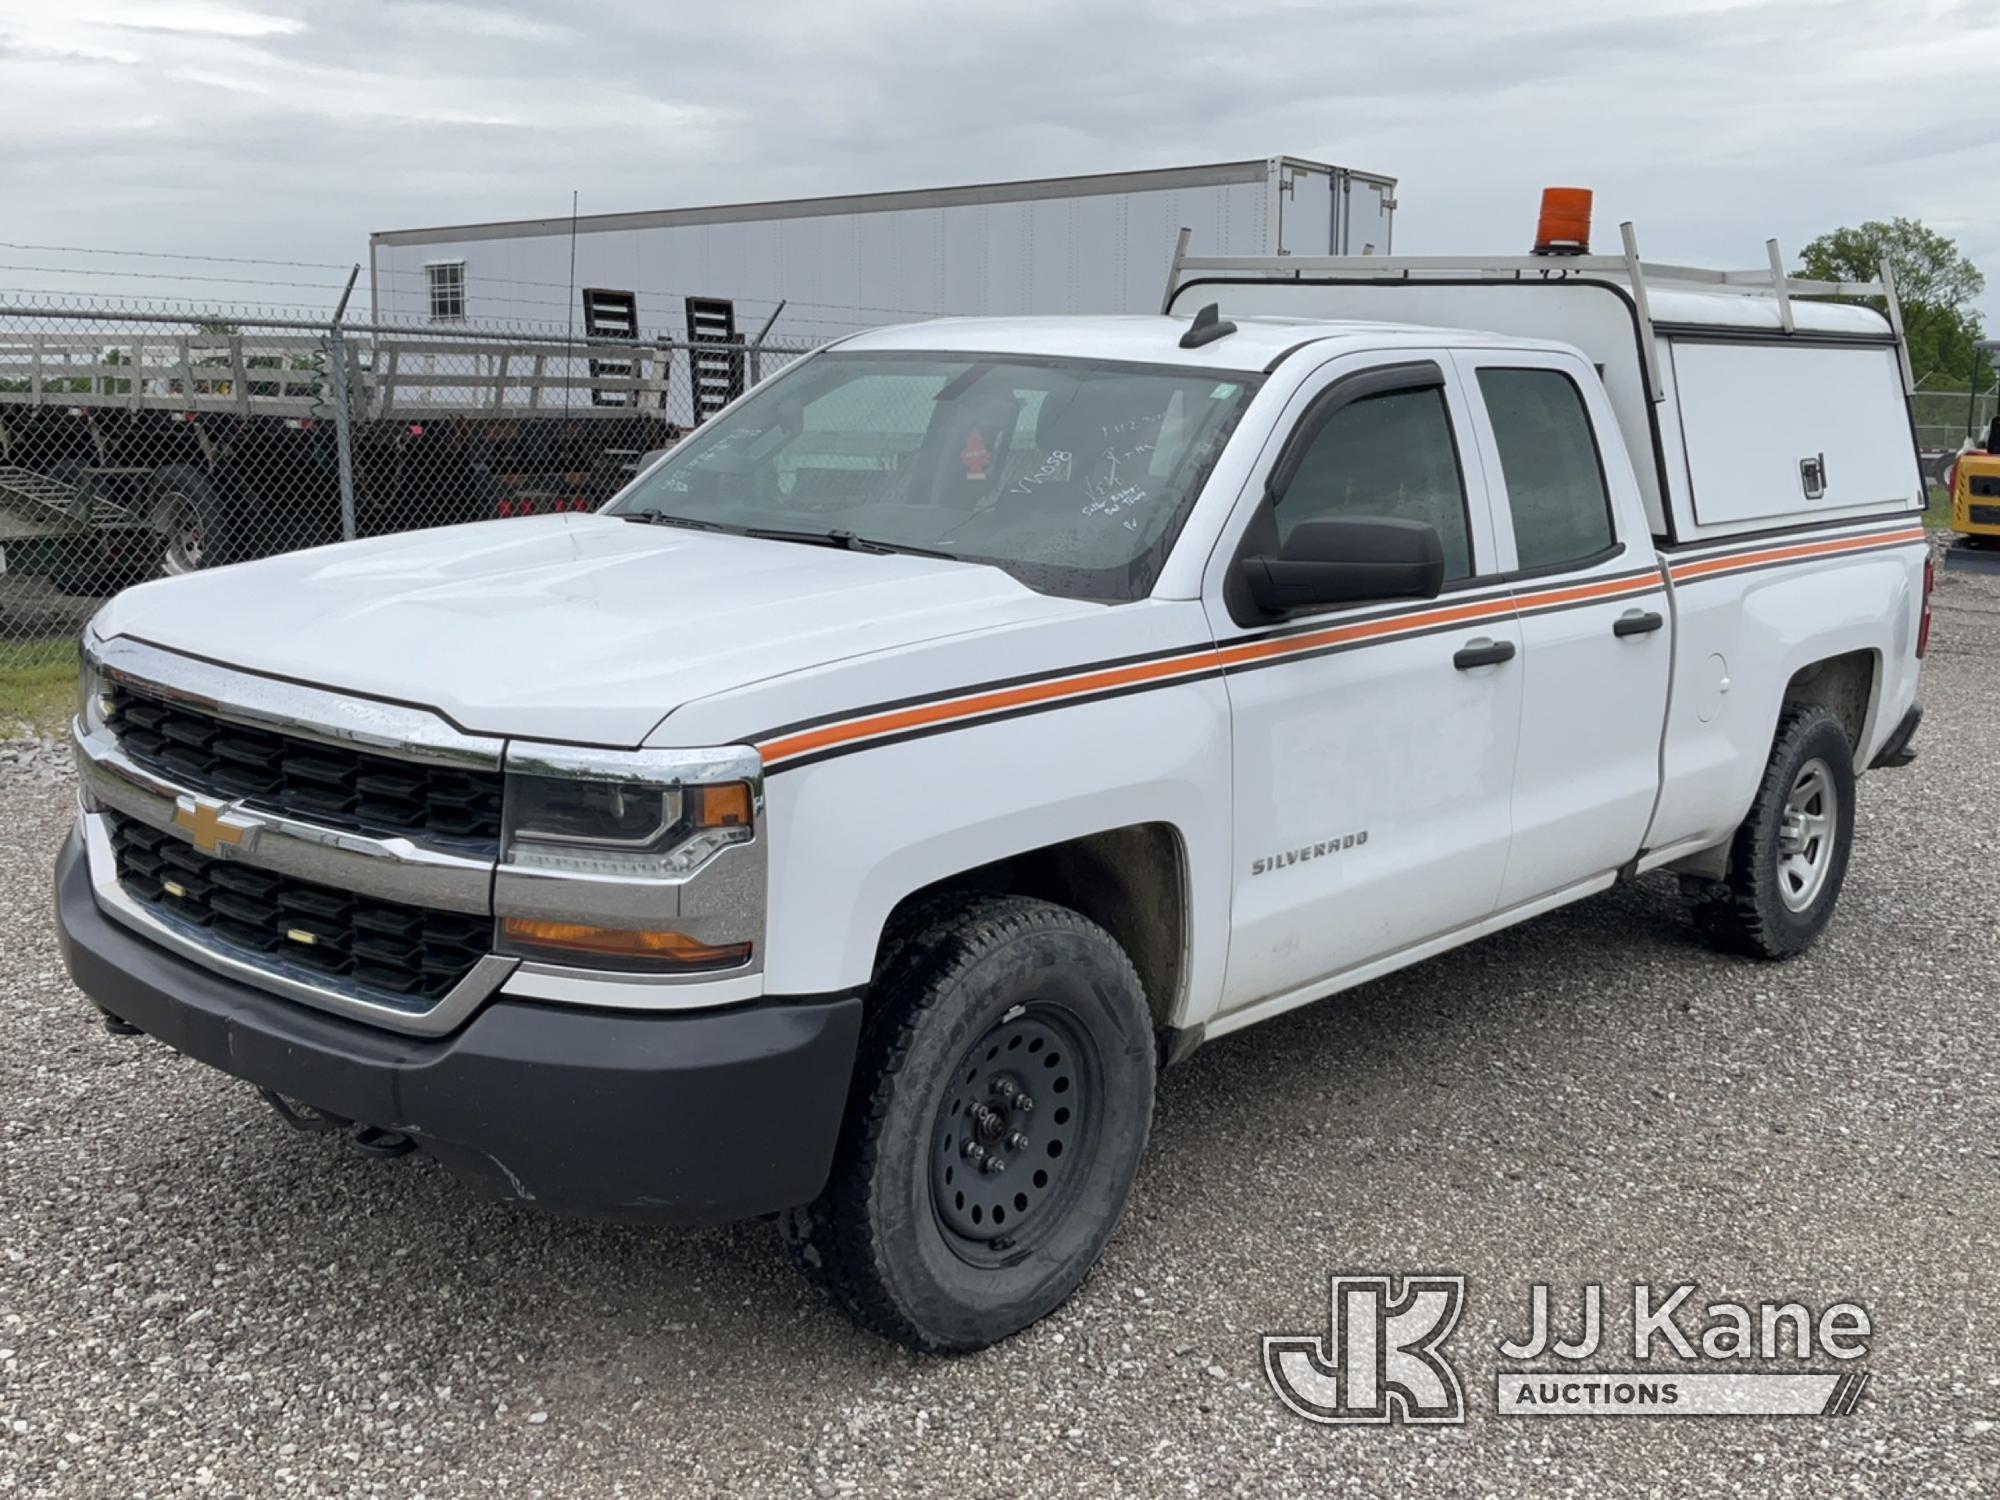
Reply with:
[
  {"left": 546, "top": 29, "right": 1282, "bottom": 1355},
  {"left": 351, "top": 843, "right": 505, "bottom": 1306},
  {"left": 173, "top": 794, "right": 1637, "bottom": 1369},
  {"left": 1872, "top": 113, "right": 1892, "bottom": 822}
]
[{"left": 57, "top": 233, "right": 1931, "bottom": 1352}]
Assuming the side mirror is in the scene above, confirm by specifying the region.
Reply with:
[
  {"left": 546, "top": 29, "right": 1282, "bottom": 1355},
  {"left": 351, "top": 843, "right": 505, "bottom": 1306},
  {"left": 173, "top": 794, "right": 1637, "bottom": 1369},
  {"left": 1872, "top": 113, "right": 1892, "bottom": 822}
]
[{"left": 1240, "top": 516, "right": 1445, "bottom": 614}]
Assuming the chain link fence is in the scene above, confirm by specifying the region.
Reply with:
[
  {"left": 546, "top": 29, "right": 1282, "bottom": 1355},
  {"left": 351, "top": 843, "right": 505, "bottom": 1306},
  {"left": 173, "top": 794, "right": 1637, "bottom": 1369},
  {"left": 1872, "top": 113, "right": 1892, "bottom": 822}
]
[
  {"left": 1912, "top": 374, "right": 1999, "bottom": 483},
  {"left": 0, "top": 301, "right": 821, "bottom": 671}
]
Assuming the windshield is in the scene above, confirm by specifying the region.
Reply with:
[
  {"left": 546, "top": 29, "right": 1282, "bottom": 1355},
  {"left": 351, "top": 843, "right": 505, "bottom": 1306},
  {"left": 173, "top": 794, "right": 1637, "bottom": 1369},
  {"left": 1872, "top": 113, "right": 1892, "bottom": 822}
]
[{"left": 609, "top": 350, "right": 1260, "bottom": 601}]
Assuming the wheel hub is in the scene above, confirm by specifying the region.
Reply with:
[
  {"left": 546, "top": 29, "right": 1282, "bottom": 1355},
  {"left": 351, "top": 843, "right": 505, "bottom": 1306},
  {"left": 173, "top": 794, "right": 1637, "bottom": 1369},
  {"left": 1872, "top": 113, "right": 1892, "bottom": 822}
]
[
  {"left": 1775, "top": 756, "right": 1837, "bottom": 912},
  {"left": 930, "top": 1008, "right": 1087, "bottom": 1252},
  {"left": 159, "top": 495, "right": 205, "bottom": 576}
]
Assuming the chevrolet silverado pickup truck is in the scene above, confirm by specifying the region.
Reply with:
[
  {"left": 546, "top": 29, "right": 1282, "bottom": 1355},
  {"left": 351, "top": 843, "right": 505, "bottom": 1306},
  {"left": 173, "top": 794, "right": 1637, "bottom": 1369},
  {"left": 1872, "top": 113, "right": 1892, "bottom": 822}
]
[{"left": 56, "top": 227, "right": 1931, "bottom": 1351}]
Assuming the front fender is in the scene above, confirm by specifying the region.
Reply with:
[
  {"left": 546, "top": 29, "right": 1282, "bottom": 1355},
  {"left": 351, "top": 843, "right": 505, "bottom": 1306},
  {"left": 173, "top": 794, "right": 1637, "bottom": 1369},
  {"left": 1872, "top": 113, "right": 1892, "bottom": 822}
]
[{"left": 758, "top": 676, "right": 1233, "bottom": 1025}]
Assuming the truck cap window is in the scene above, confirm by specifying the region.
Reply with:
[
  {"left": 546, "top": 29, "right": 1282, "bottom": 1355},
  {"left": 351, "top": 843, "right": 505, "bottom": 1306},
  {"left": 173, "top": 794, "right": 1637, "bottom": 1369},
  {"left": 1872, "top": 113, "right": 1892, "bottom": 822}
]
[
  {"left": 1476, "top": 367, "right": 1616, "bottom": 571},
  {"left": 611, "top": 352, "right": 1260, "bottom": 602},
  {"left": 1274, "top": 386, "right": 1474, "bottom": 581}
]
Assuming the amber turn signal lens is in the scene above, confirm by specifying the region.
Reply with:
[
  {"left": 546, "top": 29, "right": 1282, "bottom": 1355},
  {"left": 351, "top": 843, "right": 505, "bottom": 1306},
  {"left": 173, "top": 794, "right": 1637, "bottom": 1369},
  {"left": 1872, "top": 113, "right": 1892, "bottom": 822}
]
[
  {"left": 691, "top": 781, "right": 753, "bottom": 829},
  {"left": 500, "top": 917, "right": 750, "bottom": 968}
]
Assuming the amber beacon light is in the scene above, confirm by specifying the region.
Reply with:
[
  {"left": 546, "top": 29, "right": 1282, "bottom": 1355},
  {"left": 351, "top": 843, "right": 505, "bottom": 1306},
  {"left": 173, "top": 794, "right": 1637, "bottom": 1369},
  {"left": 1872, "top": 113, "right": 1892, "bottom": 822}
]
[{"left": 1532, "top": 187, "right": 1593, "bottom": 255}]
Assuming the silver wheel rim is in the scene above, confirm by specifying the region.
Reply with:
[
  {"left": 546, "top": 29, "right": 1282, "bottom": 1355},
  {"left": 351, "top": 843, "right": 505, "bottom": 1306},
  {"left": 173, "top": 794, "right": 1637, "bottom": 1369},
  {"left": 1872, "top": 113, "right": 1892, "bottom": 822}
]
[
  {"left": 157, "top": 495, "right": 204, "bottom": 576},
  {"left": 1775, "top": 757, "right": 1837, "bottom": 912}
]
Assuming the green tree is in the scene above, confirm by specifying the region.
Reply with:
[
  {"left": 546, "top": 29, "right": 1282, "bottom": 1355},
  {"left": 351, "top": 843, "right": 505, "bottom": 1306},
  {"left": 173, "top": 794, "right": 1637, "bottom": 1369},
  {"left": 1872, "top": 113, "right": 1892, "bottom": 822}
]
[{"left": 1797, "top": 218, "right": 1987, "bottom": 387}]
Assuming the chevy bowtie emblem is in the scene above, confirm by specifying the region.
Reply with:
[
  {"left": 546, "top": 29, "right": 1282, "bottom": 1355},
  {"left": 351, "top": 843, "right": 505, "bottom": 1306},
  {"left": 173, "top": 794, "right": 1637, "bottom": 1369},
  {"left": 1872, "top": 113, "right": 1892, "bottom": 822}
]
[{"left": 172, "top": 794, "right": 260, "bottom": 857}]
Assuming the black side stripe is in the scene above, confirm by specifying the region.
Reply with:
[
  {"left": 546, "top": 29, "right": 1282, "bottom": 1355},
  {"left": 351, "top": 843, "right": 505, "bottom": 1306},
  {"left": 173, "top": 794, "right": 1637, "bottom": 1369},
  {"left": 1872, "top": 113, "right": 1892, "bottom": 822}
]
[
  {"left": 766, "top": 669, "right": 1226, "bottom": 774},
  {"left": 1676, "top": 538, "right": 1922, "bottom": 584},
  {"left": 1655, "top": 507, "right": 1922, "bottom": 555},
  {"left": 757, "top": 573, "right": 1662, "bottom": 772}
]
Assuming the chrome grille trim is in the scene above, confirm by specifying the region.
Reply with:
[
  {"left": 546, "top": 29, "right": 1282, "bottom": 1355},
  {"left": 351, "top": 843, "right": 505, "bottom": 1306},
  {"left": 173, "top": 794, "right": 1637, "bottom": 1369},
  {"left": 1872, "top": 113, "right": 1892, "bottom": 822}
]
[
  {"left": 79, "top": 811, "right": 516, "bottom": 1037},
  {"left": 89, "top": 635, "right": 504, "bottom": 773},
  {"left": 76, "top": 724, "right": 495, "bottom": 914}
]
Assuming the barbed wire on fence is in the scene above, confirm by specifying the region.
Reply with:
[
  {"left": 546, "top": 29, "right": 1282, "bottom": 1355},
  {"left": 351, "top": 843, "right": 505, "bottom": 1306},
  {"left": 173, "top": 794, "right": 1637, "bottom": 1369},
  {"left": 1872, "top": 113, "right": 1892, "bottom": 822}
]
[{"left": 1, "top": 236, "right": 959, "bottom": 327}]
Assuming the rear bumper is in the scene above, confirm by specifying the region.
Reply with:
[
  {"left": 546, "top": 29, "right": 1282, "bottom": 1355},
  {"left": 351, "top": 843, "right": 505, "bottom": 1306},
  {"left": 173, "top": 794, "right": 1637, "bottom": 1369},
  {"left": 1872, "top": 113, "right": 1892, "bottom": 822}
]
[
  {"left": 1869, "top": 703, "right": 1922, "bottom": 771},
  {"left": 55, "top": 827, "right": 862, "bottom": 1224}
]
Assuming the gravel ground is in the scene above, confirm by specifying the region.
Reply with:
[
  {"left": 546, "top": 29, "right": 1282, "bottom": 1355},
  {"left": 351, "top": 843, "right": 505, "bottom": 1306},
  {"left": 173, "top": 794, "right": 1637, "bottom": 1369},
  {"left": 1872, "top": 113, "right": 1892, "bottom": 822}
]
[{"left": 3, "top": 574, "right": 1998, "bottom": 1498}]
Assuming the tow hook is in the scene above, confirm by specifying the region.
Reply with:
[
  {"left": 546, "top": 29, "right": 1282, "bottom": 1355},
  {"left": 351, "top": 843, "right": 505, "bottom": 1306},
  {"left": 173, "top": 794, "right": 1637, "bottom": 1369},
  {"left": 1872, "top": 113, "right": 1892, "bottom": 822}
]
[
  {"left": 258, "top": 1088, "right": 417, "bottom": 1159},
  {"left": 349, "top": 1126, "right": 418, "bottom": 1160},
  {"left": 259, "top": 1088, "right": 350, "bottom": 1133},
  {"left": 98, "top": 1009, "right": 141, "bottom": 1037}
]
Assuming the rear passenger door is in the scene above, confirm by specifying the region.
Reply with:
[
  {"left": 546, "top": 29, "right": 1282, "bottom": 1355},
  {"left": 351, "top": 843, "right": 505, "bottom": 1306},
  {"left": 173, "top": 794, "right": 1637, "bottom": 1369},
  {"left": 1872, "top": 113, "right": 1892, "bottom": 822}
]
[{"left": 1450, "top": 352, "right": 1672, "bottom": 908}]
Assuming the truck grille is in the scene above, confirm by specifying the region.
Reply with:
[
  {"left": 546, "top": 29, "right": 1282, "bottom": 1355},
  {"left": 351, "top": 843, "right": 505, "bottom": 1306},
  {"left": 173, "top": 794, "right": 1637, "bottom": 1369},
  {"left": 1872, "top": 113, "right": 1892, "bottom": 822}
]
[
  {"left": 110, "top": 815, "right": 489, "bottom": 1004},
  {"left": 109, "top": 685, "right": 504, "bottom": 848},
  {"left": 1971, "top": 503, "right": 2000, "bottom": 528}
]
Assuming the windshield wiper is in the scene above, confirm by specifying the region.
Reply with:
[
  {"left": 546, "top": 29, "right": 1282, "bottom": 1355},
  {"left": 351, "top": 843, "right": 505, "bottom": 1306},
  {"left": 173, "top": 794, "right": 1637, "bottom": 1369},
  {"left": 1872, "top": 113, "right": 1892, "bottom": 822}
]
[
  {"left": 742, "top": 527, "right": 957, "bottom": 560},
  {"left": 620, "top": 511, "right": 727, "bottom": 532}
]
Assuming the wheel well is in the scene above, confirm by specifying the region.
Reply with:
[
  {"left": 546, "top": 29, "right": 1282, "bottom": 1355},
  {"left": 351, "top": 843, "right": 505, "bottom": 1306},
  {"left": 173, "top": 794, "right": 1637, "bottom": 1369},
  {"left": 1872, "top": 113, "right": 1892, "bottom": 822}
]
[
  {"left": 1782, "top": 650, "right": 1877, "bottom": 760},
  {"left": 876, "top": 824, "right": 1189, "bottom": 1030}
]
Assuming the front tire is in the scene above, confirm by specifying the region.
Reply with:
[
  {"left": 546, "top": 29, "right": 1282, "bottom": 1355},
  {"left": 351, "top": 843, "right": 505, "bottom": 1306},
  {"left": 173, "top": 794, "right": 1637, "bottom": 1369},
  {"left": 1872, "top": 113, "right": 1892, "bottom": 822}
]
[
  {"left": 783, "top": 895, "right": 1156, "bottom": 1352},
  {"left": 1689, "top": 704, "right": 1856, "bottom": 959}
]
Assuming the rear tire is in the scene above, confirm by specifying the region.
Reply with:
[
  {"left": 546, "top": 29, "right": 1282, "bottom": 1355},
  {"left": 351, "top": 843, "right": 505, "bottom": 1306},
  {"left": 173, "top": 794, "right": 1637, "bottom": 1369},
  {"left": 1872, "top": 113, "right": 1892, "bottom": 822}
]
[
  {"left": 1688, "top": 704, "right": 1856, "bottom": 959},
  {"left": 782, "top": 894, "right": 1155, "bottom": 1352}
]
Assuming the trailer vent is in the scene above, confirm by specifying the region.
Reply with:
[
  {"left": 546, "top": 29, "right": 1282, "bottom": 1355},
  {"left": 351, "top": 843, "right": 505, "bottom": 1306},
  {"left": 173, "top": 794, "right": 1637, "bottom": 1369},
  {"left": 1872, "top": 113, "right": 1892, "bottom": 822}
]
[
  {"left": 582, "top": 288, "right": 639, "bottom": 408},
  {"left": 684, "top": 297, "right": 744, "bottom": 424}
]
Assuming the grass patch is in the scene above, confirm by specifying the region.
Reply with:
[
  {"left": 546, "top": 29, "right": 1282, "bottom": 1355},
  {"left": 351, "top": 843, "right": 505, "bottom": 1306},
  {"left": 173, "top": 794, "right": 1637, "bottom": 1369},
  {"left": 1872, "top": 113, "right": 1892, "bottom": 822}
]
[
  {"left": 1925, "top": 483, "right": 1957, "bottom": 531},
  {"left": 0, "top": 638, "right": 77, "bottom": 736}
]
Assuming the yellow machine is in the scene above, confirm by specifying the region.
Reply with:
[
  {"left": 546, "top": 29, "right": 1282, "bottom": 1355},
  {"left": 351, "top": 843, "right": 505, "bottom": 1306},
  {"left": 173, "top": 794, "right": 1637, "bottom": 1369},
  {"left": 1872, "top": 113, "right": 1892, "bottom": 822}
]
[{"left": 1951, "top": 418, "right": 2000, "bottom": 545}]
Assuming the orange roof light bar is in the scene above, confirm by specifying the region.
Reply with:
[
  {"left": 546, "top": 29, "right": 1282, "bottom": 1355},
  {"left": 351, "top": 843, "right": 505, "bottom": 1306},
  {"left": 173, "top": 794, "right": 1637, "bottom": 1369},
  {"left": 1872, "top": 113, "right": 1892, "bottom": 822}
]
[{"left": 1533, "top": 187, "right": 1593, "bottom": 256}]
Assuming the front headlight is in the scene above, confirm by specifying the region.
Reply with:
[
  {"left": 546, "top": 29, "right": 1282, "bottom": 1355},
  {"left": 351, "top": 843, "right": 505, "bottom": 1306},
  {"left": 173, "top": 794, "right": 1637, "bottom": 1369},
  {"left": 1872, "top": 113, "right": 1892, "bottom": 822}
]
[
  {"left": 505, "top": 772, "right": 752, "bottom": 877},
  {"left": 496, "top": 745, "right": 764, "bottom": 974},
  {"left": 78, "top": 639, "right": 111, "bottom": 736}
]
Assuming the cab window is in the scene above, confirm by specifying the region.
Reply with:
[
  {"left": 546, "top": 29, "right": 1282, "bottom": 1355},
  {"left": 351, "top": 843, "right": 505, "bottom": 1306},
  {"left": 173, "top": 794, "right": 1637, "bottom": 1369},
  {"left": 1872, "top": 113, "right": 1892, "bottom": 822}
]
[
  {"left": 1272, "top": 386, "right": 1474, "bottom": 581},
  {"left": 1476, "top": 368, "right": 1616, "bottom": 571}
]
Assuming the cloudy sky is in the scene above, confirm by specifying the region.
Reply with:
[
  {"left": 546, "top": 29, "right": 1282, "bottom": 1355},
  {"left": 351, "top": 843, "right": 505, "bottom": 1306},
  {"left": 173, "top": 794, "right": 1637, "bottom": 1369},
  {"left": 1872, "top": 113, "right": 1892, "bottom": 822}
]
[{"left": 1, "top": 0, "right": 1995, "bottom": 336}]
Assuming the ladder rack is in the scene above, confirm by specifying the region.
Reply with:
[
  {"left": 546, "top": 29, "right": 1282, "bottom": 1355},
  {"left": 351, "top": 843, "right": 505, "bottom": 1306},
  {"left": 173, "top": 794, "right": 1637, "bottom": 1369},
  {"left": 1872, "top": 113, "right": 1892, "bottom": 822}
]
[{"left": 1161, "top": 222, "right": 1915, "bottom": 400}]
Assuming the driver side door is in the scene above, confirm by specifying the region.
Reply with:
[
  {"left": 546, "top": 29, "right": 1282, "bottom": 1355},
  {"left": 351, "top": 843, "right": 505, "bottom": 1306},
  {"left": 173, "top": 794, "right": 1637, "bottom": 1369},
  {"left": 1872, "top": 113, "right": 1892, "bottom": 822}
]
[{"left": 1211, "top": 353, "right": 1522, "bottom": 1018}]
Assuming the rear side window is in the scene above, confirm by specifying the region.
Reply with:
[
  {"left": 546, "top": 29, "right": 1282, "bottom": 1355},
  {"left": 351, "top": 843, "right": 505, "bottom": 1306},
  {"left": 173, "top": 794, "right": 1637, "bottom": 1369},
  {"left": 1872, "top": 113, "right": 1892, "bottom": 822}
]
[
  {"left": 1476, "top": 368, "right": 1615, "bottom": 570},
  {"left": 1273, "top": 387, "right": 1473, "bottom": 580}
]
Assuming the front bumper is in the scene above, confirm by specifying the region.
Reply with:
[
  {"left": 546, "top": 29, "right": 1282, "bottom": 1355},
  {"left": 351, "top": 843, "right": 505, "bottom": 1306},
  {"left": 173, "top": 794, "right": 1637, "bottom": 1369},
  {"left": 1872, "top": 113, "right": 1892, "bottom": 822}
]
[{"left": 55, "top": 827, "right": 862, "bottom": 1224}]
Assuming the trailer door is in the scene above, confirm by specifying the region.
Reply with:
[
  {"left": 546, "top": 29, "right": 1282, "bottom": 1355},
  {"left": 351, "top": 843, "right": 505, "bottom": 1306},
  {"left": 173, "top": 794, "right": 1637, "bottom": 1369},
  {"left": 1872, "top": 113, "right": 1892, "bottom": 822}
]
[
  {"left": 1340, "top": 174, "right": 1397, "bottom": 256},
  {"left": 1275, "top": 161, "right": 1337, "bottom": 256}
]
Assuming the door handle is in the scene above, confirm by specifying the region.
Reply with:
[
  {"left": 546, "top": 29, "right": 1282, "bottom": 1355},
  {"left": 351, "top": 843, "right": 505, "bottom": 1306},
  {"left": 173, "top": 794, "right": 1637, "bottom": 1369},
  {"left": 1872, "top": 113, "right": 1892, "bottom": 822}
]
[
  {"left": 1453, "top": 637, "right": 1516, "bottom": 670},
  {"left": 1613, "top": 609, "right": 1665, "bottom": 638}
]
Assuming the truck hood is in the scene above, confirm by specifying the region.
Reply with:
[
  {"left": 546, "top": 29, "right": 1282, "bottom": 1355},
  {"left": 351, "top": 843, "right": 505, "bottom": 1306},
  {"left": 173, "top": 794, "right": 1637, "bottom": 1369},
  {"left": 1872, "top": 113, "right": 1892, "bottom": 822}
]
[{"left": 94, "top": 514, "right": 1093, "bottom": 747}]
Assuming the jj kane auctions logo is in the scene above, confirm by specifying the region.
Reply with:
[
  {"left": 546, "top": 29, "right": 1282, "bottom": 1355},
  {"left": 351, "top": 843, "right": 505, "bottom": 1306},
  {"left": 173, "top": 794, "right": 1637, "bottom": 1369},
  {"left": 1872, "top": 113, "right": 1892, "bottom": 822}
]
[{"left": 1264, "top": 1276, "right": 1873, "bottom": 1424}]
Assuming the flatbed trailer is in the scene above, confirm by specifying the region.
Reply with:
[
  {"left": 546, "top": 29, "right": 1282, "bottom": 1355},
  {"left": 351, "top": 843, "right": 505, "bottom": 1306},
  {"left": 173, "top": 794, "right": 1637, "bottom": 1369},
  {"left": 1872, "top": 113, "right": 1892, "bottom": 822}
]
[{"left": 0, "top": 319, "right": 693, "bottom": 591}]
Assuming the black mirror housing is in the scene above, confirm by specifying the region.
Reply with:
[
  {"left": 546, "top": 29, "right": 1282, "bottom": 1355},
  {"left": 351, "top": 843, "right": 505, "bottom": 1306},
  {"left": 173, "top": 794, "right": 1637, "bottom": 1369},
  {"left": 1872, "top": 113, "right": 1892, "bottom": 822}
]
[{"left": 1240, "top": 516, "right": 1446, "bottom": 615}]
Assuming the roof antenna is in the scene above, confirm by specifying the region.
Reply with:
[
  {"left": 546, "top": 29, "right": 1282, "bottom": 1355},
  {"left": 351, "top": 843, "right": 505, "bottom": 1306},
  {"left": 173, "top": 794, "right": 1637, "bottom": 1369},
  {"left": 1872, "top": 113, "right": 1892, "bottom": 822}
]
[{"left": 1179, "top": 301, "right": 1238, "bottom": 349}]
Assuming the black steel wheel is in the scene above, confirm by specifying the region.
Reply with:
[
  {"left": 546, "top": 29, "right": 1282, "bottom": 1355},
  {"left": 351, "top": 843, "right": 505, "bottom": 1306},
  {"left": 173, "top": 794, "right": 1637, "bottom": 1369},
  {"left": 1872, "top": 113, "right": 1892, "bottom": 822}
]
[
  {"left": 929, "top": 1003, "right": 1099, "bottom": 1265},
  {"left": 783, "top": 894, "right": 1155, "bottom": 1352}
]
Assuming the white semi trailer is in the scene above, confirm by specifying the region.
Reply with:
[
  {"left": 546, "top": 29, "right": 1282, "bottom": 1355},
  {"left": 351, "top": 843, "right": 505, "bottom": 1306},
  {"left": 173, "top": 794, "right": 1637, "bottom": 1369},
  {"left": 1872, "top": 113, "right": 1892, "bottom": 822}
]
[{"left": 367, "top": 157, "right": 1399, "bottom": 347}]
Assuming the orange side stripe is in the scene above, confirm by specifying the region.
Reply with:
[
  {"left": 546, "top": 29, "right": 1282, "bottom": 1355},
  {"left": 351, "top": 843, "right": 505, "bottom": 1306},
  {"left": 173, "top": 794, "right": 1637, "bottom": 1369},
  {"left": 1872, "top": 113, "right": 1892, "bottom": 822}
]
[
  {"left": 1671, "top": 528, "right": 1924, "bottom": 581},
  {"left": 763, "top": 528, "right": 1915, "bottom": 766},
  {"left": 758, "top": 649, "right": 1223, "bottom": 765},
  {"left": 759, "top": 572, "right": 1665, "bottom": 765},
  {"left": 1211, "top": 591, "right": 1518, "bottom": 671}
]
